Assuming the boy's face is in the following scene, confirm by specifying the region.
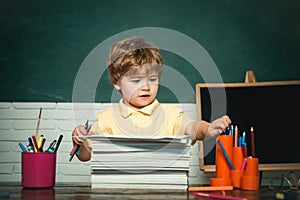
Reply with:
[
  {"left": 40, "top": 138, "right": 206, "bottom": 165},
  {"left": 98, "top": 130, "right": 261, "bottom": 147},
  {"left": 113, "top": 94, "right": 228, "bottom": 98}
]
[{"left": 114, "top": 66, "right": 159, "bottom": 110}]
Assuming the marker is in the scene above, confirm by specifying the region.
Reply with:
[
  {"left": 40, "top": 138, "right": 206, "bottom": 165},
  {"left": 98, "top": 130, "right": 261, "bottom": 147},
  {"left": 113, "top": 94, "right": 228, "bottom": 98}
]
[
  {"left": 217, "top": 140, "right": 235, "bottom": 170},
  {"left": 18, "top": 143, "right": 27, "bottom": 152},
  {"left": 194, "top": 192, "right": 247, "bottom": 200},
  {"left": 46, "top": 140, "right": 57, "bottom": 152},
  {"left": 27, "top": 144, "right": 34, "bottom": 152},
  {"left": 39, "top": 138, "right": 46, "bottom": 152},
  {"left": 27, "top": 137, "right": 34, "bottom": 151},
  {"left": 37, "top": 134, "right": 44, "bottom": 149},
  {"left": 54, "top": 134, "right": 64, "bottom": 152}
]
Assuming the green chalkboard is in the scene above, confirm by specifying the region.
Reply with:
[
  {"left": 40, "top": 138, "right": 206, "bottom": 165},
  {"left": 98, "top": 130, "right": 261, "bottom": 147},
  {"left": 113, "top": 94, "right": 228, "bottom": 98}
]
[{"left": 1, "top": 0, "right": 300, "bottom": 102}]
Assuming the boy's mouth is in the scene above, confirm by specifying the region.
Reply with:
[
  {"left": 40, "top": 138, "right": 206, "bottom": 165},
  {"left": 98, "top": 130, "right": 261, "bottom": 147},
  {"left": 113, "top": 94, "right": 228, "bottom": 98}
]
[{"left": 139, "top": 94, "right": 150, "bottom": 98}]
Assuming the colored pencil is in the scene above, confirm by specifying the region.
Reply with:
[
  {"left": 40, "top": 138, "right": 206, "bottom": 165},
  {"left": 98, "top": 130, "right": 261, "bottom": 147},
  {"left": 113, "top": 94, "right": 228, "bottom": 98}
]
[
  {"left": 188, "top": 186, "right": 233, "bottom": 191},
  {"left": 32, "top": 135, "right": 39, "bottom": 152},
  {"left": 241, "top": 158, "right": 247, "bottom": 170},
  {"left": 194, "top": 192, "right": 247, "bottom": 200},
  {"left": 250, "top": 126, "right": 255, "bottom": 157},
  {"left": 35, "top": 108, "right": 42, "bottom": 138},
  {"left": 234, "top": 125, "right": 238, "bottom": 147},
  {"left": 217, "top": 140, "right": 235, "bottom": 170}
]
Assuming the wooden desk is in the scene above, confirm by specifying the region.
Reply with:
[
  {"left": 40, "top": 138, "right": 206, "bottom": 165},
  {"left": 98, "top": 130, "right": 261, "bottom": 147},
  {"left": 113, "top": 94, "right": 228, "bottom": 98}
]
[{"left": 0, "top": 185, "right": 299, "bottom": 199}]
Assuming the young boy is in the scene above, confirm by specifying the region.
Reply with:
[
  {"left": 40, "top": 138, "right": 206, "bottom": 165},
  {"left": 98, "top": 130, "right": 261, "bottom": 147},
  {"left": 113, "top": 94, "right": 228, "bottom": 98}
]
[{"left": 72, "top": 37, "right": 231, "bottom": 161}]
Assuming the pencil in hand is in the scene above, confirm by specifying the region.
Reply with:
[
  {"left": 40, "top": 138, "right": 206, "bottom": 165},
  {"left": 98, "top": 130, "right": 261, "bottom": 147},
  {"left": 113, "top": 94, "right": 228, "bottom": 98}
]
[{"left": 69, "top": 120, "right": 89, "bottom": 162}]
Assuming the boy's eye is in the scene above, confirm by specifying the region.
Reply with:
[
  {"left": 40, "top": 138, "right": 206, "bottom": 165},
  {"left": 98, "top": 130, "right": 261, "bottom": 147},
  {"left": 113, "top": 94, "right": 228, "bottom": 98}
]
[
  {"left": 130, "top": 79, "right": 140, "bottom": 83},
  {"left": 150, "top": 77, "right": 158, "bottom": 82}
]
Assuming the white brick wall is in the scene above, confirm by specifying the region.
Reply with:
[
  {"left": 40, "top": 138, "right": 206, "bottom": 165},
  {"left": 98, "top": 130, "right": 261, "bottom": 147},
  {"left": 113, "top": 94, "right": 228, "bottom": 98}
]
[{"left": 0, "top": 102, "right": 208, "bottom": 186}]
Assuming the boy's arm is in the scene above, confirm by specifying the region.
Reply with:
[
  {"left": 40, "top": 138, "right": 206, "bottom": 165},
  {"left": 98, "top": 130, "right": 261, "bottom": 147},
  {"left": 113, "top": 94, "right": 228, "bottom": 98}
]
[
  {"left": 186, "top": 115, "right": 231, "bottom": 141},
  {"left": 185, "top": 120, "right": 209, "bottom": 141},
  {"left": 71, "top": 125, "right": 93, "bottom": 162}
]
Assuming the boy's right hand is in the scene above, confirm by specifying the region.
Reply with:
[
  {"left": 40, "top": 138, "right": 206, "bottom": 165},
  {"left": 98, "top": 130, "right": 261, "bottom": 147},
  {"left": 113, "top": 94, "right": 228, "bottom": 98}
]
[{"left": 72, "top": 125, "right": 92, "bottom": 145}]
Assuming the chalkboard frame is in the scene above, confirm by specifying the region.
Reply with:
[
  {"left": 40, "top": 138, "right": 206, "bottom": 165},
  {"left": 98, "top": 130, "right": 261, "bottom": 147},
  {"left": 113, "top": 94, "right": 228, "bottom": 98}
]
[{"left": 196, "top": 80, "right": 300, "bottom": 172}]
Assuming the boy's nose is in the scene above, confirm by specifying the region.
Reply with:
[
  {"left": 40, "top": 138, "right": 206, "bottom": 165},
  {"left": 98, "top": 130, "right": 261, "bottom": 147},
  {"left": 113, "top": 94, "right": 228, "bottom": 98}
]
[{"left": 141, "top": 83, "right": 150, "bottom": 90}]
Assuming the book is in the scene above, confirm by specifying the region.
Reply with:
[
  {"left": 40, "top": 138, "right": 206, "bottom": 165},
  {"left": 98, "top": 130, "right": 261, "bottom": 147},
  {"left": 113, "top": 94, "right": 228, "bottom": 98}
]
[{"left": 88, "top": 135, "right": 191, "bottom": 189}]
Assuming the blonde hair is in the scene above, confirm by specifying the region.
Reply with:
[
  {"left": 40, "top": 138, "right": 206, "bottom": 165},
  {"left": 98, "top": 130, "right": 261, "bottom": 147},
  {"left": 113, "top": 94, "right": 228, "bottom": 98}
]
[{"left": 107, "top": 37, "right": 163, "bottom": 85}]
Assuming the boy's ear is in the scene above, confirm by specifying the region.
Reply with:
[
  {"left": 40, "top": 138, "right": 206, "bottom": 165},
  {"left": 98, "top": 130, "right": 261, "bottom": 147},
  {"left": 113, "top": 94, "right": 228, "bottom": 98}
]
[
  {"left": 114, "top": 84, "right": 121, "bottom": 91},
  {"left": 114, "top": 84, "right": 123, "bottom": 95}
]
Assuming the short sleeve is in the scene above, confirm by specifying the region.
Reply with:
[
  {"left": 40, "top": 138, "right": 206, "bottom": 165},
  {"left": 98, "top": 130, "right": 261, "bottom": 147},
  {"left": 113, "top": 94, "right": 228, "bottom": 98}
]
[{"left": 173, "top": 108, "right": 194, "bottom": 136}]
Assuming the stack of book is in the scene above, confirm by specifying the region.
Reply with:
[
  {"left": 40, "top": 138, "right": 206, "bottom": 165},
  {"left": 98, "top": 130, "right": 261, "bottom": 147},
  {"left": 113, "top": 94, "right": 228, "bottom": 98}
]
[{"left": 88, "top": 135, "right": 191, "bottom": 190}]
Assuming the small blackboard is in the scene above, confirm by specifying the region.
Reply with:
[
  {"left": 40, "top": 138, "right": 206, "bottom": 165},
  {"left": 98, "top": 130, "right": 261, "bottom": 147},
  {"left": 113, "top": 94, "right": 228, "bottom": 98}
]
[{"left": 196, "top": 81, "right": 300, "bottom": 171}]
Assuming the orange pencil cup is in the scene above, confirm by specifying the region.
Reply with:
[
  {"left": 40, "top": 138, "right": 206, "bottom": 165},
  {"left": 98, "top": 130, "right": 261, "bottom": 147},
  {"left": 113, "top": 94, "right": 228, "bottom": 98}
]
[
  {"left": 230, "top": 170, "right": 244, "bottom": 188},
  {"left": 230, "top": 147, "right": 244, "bottom": 188},
  {"left": 241, "top": 157, "right": 259, "bottom": 190},
  {"left": 210, "top": 135, "right": 233, "bottom": 186},
  {"left": 232, "top": 147, "right": 244, "bottom": 170},
  {"left": 22, "top": 152, "right": 57, "bottom": 188}
]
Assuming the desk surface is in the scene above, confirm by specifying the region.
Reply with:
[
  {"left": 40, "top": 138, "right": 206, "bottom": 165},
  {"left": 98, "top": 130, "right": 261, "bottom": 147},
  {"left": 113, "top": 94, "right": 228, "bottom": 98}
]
[{"left": 0, "top": 186, "right": 299, "bottom": 200}]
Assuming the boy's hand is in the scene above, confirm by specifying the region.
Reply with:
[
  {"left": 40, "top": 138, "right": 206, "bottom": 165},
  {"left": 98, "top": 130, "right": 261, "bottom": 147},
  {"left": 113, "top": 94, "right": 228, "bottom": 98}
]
[
  {"left": 207, "top": 115, "right": 231, "bottom": 138},
  {"left": 72, "top": 125, "right": 92, "bottom": 145}
]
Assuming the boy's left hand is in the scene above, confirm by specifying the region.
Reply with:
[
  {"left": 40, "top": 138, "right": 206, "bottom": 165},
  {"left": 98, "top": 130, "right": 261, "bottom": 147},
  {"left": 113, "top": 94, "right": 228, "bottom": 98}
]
[{"left": 207, "top": 115, "right": 231, "bottom": 138}]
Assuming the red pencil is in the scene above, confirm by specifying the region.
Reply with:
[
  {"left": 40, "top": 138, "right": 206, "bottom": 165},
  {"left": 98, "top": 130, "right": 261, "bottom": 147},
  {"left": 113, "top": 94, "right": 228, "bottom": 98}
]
[
  {"left": 242, "top": 145, "right": 247, "bottom": 158},
  {"left": 250, "top": 126, "right": 255, "bottom": 157},
  {"left": 32, "top": 135, "right": 39, "bottom": 152}
]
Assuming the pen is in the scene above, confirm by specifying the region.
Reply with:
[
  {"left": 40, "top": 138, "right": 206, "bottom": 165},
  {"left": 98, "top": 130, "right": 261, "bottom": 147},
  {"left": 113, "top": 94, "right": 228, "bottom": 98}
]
[
  {"left": 18, "top": 143, "right": 27, "bottom": 152},
  {"left": 217, "top": 140, "right": 235, "bottom": 170},
  {"left": 194, "top": 192, "right": 247, "bottom": 200},
  {"left": 54, "top": 134, "right": 64, "bottom": 152}
]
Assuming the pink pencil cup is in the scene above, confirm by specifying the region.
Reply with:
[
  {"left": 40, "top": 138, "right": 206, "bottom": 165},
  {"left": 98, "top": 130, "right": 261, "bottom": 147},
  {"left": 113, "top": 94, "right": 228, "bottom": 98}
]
[{"left": 22, "top": 152, "right": 57, "bottom": 188}]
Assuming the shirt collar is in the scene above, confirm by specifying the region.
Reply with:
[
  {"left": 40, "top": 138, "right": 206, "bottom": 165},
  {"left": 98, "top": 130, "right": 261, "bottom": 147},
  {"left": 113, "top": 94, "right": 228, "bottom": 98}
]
[{"left": 119, "top": 98, "right": 159, "bottom": 118}]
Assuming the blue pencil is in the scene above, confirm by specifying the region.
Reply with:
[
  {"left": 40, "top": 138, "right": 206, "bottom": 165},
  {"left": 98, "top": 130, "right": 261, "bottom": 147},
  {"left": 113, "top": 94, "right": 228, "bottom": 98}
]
[
  {"left": 18, "top": 143, "right": 27, "bottom": 152},
  {"left": 217, "top": 140, "right": 235, "bottom": 170}
]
